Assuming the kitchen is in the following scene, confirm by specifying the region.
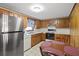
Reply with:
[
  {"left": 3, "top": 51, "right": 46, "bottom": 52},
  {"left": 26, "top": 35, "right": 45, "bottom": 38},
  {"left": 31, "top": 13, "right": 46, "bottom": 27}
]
[
  {"left": 24, "top": 16, "right": 70, "bottom": 55},
  {"left": 0, "top": 3, "right": 79, "bottom": 56}
]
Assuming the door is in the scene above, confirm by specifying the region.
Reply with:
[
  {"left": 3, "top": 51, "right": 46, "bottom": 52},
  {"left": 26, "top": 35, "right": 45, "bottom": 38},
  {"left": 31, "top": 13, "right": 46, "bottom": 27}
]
[
  {"left": 5, "top": 32, "right": 23, "bottom": 56},
  {"left": 5, "top": 15, "right": 23, "bottom": 56},
  {"left": 8, "top": 15, "right": 23, "bottom": 32},
  {"left": 0, "top": 14, "right": 3, "bottom": 56}
]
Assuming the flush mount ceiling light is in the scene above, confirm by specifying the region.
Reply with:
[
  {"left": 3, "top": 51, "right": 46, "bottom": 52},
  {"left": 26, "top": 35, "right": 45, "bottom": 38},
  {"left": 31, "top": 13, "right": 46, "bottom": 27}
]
[{"left": 30, "top": 4, "right": 44, "bottom": 13}]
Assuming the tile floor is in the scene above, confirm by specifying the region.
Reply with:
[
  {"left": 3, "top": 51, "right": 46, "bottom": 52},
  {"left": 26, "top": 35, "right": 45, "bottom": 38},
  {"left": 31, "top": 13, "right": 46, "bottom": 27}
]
[{"left": 24, "top": 41, "right": 44, "bottom": 56}]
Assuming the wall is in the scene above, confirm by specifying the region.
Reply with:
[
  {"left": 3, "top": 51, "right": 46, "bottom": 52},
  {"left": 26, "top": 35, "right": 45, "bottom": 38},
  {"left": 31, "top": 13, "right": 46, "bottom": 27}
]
[{"left": 70, "top": 4, "right": 79, "bottom": 48}]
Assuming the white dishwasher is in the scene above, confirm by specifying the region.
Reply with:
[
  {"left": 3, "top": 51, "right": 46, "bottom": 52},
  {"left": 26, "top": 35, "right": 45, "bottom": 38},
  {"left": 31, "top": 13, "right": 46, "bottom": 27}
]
[{"left": 24, "top": 32, "right": 31, "bottom": 51}]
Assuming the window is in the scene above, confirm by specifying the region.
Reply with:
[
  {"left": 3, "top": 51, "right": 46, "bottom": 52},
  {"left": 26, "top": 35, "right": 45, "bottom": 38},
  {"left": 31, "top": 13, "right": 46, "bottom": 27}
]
[{"left": 26, "top": 19, "right": 35, "bottom": 31}]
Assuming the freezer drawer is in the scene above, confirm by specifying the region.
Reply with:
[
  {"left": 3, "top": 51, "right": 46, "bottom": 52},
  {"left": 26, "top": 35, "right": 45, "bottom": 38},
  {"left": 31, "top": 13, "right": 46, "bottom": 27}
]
[
  {"left": 1, "top": 32, "right": 24, "bottom": 56},
  {"left": 0, "top": 34, "right": 3, "bottom": 56},
  {"left": 6, "top": 32, "right": 23, "bottom": 56}
]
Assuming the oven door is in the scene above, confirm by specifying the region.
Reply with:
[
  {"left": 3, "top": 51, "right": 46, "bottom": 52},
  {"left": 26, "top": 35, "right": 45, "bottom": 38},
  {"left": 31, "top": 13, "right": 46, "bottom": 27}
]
[{"left": 46, "top": 33, "right": 54, "bottom": 40}]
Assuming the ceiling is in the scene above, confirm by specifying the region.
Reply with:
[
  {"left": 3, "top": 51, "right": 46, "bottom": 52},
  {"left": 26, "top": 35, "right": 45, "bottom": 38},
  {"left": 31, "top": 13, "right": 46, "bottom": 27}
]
[{"left": 0, "top": 3, "right": 74, "bottom": 20}]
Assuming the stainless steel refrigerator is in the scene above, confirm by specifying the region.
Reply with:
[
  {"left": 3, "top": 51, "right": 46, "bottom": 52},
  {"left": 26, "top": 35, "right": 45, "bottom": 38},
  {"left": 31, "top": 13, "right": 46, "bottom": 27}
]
[{"left": 0, "top": 14, "right": 24, "bottom": 56}]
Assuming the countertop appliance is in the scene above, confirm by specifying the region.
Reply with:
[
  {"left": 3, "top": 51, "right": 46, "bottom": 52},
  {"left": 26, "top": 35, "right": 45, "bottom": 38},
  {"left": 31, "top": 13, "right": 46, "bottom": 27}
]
[{"left": 0, "top": 14, "right": 23, "bottom": 56}]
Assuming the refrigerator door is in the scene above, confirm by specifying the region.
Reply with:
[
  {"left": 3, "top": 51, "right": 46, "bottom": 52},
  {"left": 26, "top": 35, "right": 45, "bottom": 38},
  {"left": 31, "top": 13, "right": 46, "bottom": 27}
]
[
  {"left": 8, "top": 15, "right": 23, "bottom": 32},
  {"left": 0, "top": 34, "right": 3, "bottom": 56},
  {"left": 0, "top": 13, "right": 2, "bottom": 33},
  {"left": 6, "top": 15, "right": 23, "bottom": 56},
  {"left": 0, "top": 14, "right": 3, "bottom": 56},
  {"left": 5, "top": 32, "right": 23, "bottom": 56}
]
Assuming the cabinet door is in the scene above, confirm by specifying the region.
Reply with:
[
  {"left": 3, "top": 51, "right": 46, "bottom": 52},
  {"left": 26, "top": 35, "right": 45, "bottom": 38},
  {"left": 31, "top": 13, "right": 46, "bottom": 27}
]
[
  {"left": 56, "top": 19, "right": 69, "bottom": 28},
  {"left": 41, "top": 20, "right": 49, "bottom": 28},
  {"left": 35, "top": 20, "right": 41, "bottom": 29},
  {"left": 31, "top": 33, "right": 42, "bottom": 47},
  {"left": 31, "top": 34, "right": 37, "bottom": 47},
  {"left": 41, "top": 33, "right": 46, "bottom": 41},
  {"left": 23, "top": 16, "right": 27, "bottom": 29},
  {"left": 55, "top": 34, "right": 65, "bottom": 42},
  {"left": 55, "top": 34, "right": 70, "bottom": 45}
]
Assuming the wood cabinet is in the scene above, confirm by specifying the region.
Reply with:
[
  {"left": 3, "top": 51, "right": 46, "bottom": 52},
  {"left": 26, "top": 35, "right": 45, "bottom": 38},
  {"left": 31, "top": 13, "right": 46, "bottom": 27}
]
[
  {"left": 55, "top": 34, "right": 70, "bottom": 45},
  {"left": 56, "top": 18, "right": 70, "bottom": 28},
  {"left": 23, "top": 16, "right": 27, "bottom": 28},
  {"left": 37, "top": 19, "right": 70, "bottom": 28},
  {"left": 36, "top": 20, "right": 57, "bottom": 28},
  {"left": 41, "top": 33, "right": 46, "bottom": 41},
  {"left": 31, "top": 33, "right": 46, "bottom": 47},
  {"left": 41, "top": 20, "right": 50, "bottom": 28},
  {"left": 35, "top": 20, "right": 50, "bottom": 28},
  {"left": 35, "top": 20, "right": 41, "bottom": 29},
  {"left": 31, "top": 33, "right": 42, "bottom": 47}
]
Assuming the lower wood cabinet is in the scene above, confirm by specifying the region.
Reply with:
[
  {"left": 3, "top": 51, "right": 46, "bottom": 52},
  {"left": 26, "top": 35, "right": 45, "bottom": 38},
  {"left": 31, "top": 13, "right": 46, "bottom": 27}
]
[
  {"left": 31, "top": 33, "right": 70, "bottom": 47},
  {"left": 31, "top": 33, "right": 46, "bottom": 47},
  {"left": 31, "top": 33, "right": 42, "bottom": 47},
  {"left": 41, "top": 33, "right": 46, "bottom": 41},
  {"left": 55, "top": 34, "right": 70, "bottom": 45}
]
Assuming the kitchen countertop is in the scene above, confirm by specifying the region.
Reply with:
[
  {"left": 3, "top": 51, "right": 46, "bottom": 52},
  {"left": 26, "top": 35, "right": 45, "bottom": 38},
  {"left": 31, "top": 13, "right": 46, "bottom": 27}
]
[{"left": 24, "top": 28, "right": 70, "bottom": 35}]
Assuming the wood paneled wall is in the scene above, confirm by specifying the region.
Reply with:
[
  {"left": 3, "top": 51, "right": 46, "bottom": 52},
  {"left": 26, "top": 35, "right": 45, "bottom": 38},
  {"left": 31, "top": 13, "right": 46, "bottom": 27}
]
[{"left": 70, "top": 4, "right": 79, "bottom": 48}]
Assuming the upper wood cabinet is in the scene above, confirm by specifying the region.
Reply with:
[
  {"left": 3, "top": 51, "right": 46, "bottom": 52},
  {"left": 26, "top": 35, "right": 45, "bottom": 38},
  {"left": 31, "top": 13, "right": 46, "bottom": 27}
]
[
  {"left": 40, "top": 20, "right": 50, "bottom": 28},
  {"left": 35, "top": 20, "right": 53, "bottom": 29},
  {"left": 23, "top": 16, "right": 27, "bottom": 29},
  {"left": 35, "top": 19, "right": 70, "bottom": 28},
  {"left": 35, "top": 20, "right": 41, "bottom": 29},
  {"left": 55, "top": 18, "right": 70, "bottom": 28}
]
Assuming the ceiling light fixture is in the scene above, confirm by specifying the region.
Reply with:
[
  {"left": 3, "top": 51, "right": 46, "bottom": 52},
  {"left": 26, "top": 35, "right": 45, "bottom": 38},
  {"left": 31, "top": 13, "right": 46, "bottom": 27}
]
[{"left": 30, "top": 4, "right": 44, "bottom": 13}]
